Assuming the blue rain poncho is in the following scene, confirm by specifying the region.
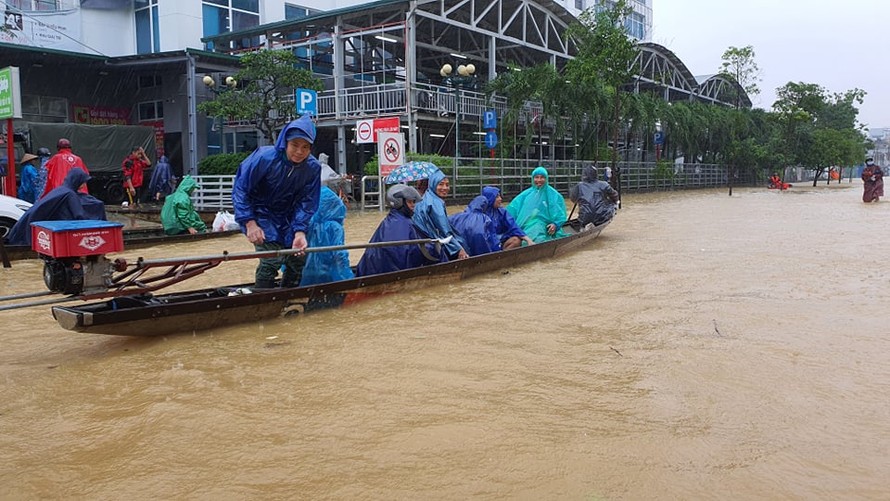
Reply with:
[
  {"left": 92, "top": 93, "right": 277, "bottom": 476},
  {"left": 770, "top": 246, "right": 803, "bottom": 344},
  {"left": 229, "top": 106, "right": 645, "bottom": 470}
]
[
  {"left": 148, "top": 155, "right": 176, "bottom": 199},
  {"left": 17, "top": 162, "right": 38, "bottom": 203},
  {"left": 7, "top": 168, "right": 106, "bottom": 246},
  {"left": 357, "top": 206, "right": 443, "bottom": 276},
  {"left": 448, "top": 195, "right": 500, "bottom": 256},
  {"left": 160, "top": 175, "right": 207, "bottom": 235},
  {"left": 412, "top": 169, "right": 465, "bottom": 258},
  {"left": 232, "top": 115, "right": 321, "bottom": 247},
  {"left": 300, "top": 186, "right": 355, "bottom": 286},
  {"left": 481, "top": 186, "right": 527, "bottom": 244},
  {"left": 505, "top": 166, "right": 567, "bottom": 243},
  {"left": 568, "top": 165, "right": 618, "bottom": 226}
]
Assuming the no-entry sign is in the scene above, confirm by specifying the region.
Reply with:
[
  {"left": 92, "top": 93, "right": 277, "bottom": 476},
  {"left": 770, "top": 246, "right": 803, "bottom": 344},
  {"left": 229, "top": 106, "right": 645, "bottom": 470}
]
[{"left": 355, "top": 116, "right": 401, "bottom": 144}]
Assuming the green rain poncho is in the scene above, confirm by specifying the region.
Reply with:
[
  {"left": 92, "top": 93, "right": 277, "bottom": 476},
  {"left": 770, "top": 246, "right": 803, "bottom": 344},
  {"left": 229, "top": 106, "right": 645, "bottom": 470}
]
[
  {"left": 505, "top": 166, "right": 567, "bottom": 243},
  {"left": 161, "top": 175, "right": 207, "bottom": 235}
]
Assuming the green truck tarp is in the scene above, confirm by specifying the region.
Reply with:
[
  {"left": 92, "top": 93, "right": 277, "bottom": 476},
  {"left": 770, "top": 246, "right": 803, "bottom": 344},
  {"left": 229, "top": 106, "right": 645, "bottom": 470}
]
[{"left": 26, "top": 123, "right": 157, "bottom": 173}]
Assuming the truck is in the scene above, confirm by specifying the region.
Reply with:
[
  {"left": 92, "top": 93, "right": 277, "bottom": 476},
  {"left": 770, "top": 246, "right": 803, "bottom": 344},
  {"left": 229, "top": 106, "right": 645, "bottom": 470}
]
[{"left": 11, "top": 122, "right": 157, "bottom": 204}]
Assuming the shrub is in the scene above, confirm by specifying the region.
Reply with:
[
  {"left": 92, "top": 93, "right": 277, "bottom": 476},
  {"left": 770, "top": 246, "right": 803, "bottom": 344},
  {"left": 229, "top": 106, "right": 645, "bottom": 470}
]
[{"left": 198, "top": 152, "right": 251, "bottom": 175}]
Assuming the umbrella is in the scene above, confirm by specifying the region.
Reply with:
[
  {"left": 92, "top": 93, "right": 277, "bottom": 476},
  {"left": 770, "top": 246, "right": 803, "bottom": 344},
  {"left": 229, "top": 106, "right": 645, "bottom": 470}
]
[{"left": 384, "top": 161, "right": 441, "bottom": 184}]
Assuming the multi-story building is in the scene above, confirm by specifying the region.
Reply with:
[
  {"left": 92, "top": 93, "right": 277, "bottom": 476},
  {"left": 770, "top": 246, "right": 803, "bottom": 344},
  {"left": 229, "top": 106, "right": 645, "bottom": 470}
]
[{"left": 2, "top": 0, "right": 739, "bottom": 182}]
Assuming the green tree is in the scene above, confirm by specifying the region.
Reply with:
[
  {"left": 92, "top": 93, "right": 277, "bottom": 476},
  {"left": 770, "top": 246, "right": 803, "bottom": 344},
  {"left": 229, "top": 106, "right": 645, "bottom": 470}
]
[
  {"left": 719, "top": 45, "right": 761, "bottom": 108},
  {"left": 198, "top": 50, "right": 323, "bottom": 143}
]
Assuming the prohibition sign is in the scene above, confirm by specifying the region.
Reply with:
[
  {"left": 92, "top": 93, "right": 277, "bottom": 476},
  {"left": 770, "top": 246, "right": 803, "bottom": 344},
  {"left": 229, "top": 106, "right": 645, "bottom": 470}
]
[
  {"left": 383, "top": 137, "right": 401, "bottom": 163},
  {"left": 357, "top": 121, "right": 373, "bottom": 142}
]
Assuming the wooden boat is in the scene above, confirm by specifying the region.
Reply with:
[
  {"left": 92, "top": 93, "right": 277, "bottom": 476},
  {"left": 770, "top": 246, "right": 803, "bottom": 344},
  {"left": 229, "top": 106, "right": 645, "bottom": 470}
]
[
  {"left": 51, "top": 219, "right": 611, "bottom": 336},
  {"left": 106, "top": 205, "right": 220, "bottom": 226},
  {"left": 2, "top": 227, "right": 241, "bottom": 262}
]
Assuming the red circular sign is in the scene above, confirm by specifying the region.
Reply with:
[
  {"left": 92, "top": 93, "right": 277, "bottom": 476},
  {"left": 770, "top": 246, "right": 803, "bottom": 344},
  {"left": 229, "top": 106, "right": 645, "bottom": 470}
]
[
  {"left": 383, "top": 137, "right": 401, "bottom": 163},
  {"left": 357, "top": 121, "right": 373, "bottom": 142}
]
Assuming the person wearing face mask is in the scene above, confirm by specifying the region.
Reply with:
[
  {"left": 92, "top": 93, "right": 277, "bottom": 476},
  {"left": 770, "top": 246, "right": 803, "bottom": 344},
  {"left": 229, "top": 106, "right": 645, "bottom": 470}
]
[
  {"left": 357, "top": 184, "right": 443, "bottom": 276},
  {"left": 861, "top": 157, "right": 883, "bottom": 203},
  {"left": 232, "top": 114, "right": 321, "bottom": 288}
]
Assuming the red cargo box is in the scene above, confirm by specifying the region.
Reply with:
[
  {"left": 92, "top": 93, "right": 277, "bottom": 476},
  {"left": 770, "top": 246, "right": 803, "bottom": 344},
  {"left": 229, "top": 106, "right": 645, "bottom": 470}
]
[{"left": 31, "top": 220, "right": 125, "bottom": 258}]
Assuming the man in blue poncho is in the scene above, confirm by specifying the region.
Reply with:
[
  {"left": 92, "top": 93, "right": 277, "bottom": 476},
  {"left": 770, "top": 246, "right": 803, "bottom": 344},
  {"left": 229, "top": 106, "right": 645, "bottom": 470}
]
[
  {"left": 148, "top": 155, "right": 177, "bottom": 202},
  {"left": 299, "top": 185, "right": 354, "bottom": 286},
  {"left": 232, "top": 115, "right": 321, "bottom": 288},
  {"left": 357, "top": 184, "right": 443, "bottom": 276},
  {"left": 7, "top": 168, "right": 106, "bottom": 246},
  {"left": 480, "top": 186, "right": 535, "bottom": 250},
  {"left": 448, "top": 195, "right": 501, "bottom": 256},
  {"left": 506, "top": 166, "right": 567, "bottom": 243}
]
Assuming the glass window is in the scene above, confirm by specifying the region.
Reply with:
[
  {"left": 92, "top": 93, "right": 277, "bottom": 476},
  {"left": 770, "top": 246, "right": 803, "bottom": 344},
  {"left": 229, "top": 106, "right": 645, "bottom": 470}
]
[
  {"left": 574, "top": 0, "right": 584, "bottom": 10},
  {"left": 202, "top": 4, "right": 228, "bottom": 37},
  {"left": 286, "top": 4, "right": 310, "bottom": 19},
  {"left": 232, "top": 0, "right": 258, "bottom": 13},
  {"left": 232, "top": 11, "right": 258, "bottom": 32},
  {"left": 138, "top": 101, "right": 164, "bottom": 121}
]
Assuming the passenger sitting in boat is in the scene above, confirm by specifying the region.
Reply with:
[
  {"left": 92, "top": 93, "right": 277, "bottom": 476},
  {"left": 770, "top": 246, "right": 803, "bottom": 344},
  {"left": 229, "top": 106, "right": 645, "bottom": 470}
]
[
  {"left": 232, "top": 114, "right": 321, "bottom": 289},
  {"left": 569, "top": 165, "right": 619, "bottom": 227},
  {"left": 412, "top": 169, "right": 468, "bottom": 260},
  {"left": 357, "top": 185, "right": 443, "bottom": 276},
  {"left": 160, "top": 175, "right": 207, "bottom": 235},
  {"left": 768, "top": 173, "right": 791, "bottom": 190},
  {"left": 480, "top": 186, "right": 534, "bottom": 250},
  {"left": 300, "top": 186, "right": 355, "bottom": 286},
  {"left": 7, "top": 167, "right": 106, "bottom": 246},
  {"left": 506, "top": 166, "right": 568, "bottom": 243},
  {"left": 448, "top": 195, "right": 501, "bottom": 256}
]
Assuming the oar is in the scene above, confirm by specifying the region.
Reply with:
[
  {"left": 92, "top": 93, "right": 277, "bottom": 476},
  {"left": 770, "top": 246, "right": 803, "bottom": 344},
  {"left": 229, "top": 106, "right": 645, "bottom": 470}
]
[
  {"left": 130, "top": 236, "right": 454, "bottom": 269},
  {"left": 567, "top": 202, "right": 577, "bottom": 221}
]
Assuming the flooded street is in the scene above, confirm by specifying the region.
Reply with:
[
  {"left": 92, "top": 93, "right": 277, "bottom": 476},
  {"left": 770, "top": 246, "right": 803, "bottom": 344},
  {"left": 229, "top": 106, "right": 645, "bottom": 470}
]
[{"left": 2, "top": 182, "right": 889, "bottom": 499}]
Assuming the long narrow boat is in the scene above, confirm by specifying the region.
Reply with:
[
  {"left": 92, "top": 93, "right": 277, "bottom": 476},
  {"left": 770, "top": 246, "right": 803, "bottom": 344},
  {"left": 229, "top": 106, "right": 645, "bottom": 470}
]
[
  {"left": 106, "top": 205, "right": 220, "bottom": 226},
  {"left": 2, "top": 227, "right": 241, "bottom": 262},
  {"left": 51, "top": 220, "right": 610, "bottom": 336}
]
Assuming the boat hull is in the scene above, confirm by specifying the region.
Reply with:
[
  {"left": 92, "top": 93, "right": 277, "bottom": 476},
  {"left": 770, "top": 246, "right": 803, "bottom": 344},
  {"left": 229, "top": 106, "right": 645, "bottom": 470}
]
[{"left": 51, "top": 221, "right": 609, "bottom": 336}]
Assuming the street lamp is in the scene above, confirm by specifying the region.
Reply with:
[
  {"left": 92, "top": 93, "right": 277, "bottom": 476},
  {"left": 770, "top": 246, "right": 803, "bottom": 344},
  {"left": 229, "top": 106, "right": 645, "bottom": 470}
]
[
  {"left": 440, "top": 62, "right": 477, "bottom": 171},
  {"left": 203, "top": 74, "right": 237, "bottom": 154}
]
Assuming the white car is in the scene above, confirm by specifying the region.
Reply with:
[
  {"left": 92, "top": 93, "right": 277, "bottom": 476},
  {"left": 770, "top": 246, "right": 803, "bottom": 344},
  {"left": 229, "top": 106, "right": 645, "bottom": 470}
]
[{"left": 0, "top": 194, "right": 32, "bottom": 240}]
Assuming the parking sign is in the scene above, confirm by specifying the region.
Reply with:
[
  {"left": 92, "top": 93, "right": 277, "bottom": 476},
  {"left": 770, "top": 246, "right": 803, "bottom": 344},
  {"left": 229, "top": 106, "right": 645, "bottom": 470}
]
[{"left": 295, "top": 88, "right": 317, "bottom": 116}]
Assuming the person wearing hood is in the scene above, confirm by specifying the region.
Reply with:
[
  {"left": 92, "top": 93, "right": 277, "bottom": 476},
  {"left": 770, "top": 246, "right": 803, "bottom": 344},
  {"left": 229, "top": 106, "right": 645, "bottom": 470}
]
[
  {"left": 299, "top": 185, "right": 355, "bottom": 286},
  {"left": 412, "top": 169, "right": 468, "bottom": 260},
  {"left": 160, "top": 175, "right": 207, "bottom": 235},
  {"left": 232, "top": 115, "right": 321, "bottom": 288},
  {"left": 480, "top": 186, "right": 534, "bottom": 250},
  {"left": 506, "top": 166, "right": 568, "bottom": 243},
  {"left": 17, "top": 153, "right": 40, "bottom": 203},
  {"left": 149, "top": 154, "right": 177, "bottom": 202},
  {"left": 569, "top": 165, "right": 619, "bottom": 227},
  {"left": 861, "top": 157, "right": 883, "bottom": 203},
  {"left": 42, "top": 138, "right": 90, "bottom": 198},
  {"left": 448, "top": 195, "right": 501, "bottom": 256},
  {"left": 357, "top": 184, "right": 443, "bottom": 276},
  {"left": 34, "top": 147, "right": 51, "bottom": 199},
  {"left": 7, "top": 168, "right": 106, "bottom": 246}
]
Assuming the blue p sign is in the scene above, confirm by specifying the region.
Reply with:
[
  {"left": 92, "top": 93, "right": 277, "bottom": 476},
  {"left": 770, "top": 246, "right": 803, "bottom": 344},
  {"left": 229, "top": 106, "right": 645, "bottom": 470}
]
[
  {"left": 483, "top": 109, "right": 497, "bottom": 129},
  {"left": 295, "top": 88, "right": 317, "bottom": 116},
  {"left": 654, "top": 131, "right": 664, "bottom": 145}
]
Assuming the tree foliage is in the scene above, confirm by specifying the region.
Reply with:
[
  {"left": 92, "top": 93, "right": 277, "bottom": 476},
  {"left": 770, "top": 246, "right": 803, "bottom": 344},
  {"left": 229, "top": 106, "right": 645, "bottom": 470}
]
[
  {"left": 719, "top": 45, "right": 761, "bottom": 107},
  {"left": 197, "top": 50, "right": 323, "bottom": 143}
]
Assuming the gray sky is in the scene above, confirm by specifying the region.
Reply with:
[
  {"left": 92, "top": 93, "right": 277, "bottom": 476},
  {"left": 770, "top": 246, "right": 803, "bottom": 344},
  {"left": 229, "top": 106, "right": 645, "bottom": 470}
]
[{"left": 651, "top": 0, "right": 888, "bottom": 130}]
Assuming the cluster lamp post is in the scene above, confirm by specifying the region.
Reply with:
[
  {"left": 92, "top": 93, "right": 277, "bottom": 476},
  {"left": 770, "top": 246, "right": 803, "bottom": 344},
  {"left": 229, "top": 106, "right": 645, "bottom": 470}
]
[
  {"left": 202, "top": 74, "right": 237, "bottom": 154},
  {"left": 440, "top": 62, "right": 477, "bottom": 171}
]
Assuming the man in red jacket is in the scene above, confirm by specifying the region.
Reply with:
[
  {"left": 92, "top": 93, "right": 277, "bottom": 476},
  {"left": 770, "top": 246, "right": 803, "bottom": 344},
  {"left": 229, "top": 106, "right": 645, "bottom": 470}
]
[
  {"left": 122, "top": 146, "right": 151, "bottom": 206},
  {"left": 41, "top": 138, "right": 89, "bottom": 198}
]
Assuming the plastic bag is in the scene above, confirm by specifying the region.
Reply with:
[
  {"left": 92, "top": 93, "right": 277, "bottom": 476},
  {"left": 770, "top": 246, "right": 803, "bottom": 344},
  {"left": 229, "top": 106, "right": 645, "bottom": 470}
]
[{"left": 212, "top": 210, "right": 239, "bottom": 232}]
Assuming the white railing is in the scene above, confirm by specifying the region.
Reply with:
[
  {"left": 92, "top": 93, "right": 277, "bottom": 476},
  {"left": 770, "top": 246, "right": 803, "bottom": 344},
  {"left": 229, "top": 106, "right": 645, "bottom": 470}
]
[{"left": 193, "top": 175, "right": 235, "bottom": 210}]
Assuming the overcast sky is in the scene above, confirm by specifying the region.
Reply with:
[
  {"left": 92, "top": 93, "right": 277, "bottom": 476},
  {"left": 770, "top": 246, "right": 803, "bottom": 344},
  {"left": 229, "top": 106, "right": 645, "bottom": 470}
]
[{"left": 651, "top": 0, "right": 889, "bottom": 130}]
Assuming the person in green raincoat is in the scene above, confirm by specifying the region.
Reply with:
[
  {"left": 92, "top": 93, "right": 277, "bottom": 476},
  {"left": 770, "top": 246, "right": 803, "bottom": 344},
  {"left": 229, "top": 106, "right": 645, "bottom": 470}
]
[
  {"left": 161, "top": 175, "right": 207, "bottom": 235},
  {"left": 505, "top": 166, "right": 567, "bottom": 243}
]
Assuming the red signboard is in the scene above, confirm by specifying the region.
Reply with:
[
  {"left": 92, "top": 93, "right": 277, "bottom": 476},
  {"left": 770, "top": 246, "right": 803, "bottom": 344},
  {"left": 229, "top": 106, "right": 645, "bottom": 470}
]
[{"left": 73, "top": 105, "right": 131, "bottom": 125}]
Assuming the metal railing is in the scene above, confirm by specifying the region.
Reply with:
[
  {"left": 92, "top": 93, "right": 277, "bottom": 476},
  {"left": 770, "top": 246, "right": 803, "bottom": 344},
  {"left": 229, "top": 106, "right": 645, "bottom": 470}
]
[{"left": 192, "top": 162, "right": 748, "bottom": 211}]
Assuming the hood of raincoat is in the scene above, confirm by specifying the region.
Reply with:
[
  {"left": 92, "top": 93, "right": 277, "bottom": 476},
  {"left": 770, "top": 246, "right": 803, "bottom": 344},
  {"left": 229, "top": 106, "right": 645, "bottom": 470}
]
[
  {"left": 314, "top": 186, "right": 347, "bottom": 224},
  {"left": 467, "top": 195, "right": 489, "bottom": 212},
  {"left": 581, "top": 165, "right": 598, "bottom": 182},
  {"left": 63, "top": 167, "right": 91, "bottom": 190},
  {"left": 158, "top": 155, "right": 169, "bottom": 165},
  {"left": 275, "top": 115, "right": 316, "bottom": 152},
  {"left": 426, "top": 169, "right": 447, "bottom": 199},
  {"left": 177, "top": 175, "right": 200, "bottom": 195},
  {"left": 481, "top": 186, "right": 500, "bottom": 208},
  {"left": 531, "top": 166, "right": 549, "bottom": 186}
]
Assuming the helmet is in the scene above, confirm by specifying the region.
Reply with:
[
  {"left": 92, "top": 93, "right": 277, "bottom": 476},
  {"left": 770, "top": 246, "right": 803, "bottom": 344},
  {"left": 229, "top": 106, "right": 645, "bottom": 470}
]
[
  {"left": 57, "top": 138, "right": 71, "bottom": 149},
  {"left": 37, "top": 147, "right": 51, "bottom": 157},
  {"left": 386, "top": 184, "right": 422, "bottom": 209}
]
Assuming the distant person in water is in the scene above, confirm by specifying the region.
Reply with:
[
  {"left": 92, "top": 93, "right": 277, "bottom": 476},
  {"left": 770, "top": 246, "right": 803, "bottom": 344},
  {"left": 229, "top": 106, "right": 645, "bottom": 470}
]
[
  {"left": 861, "top": 157, "right": 883, "bottom": 203},
  {"left": 506, "top": 166, "right": 568, "bottom": 243},
  {"left": 768, "top": 172, "right": 791, "bottom": 190}
]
